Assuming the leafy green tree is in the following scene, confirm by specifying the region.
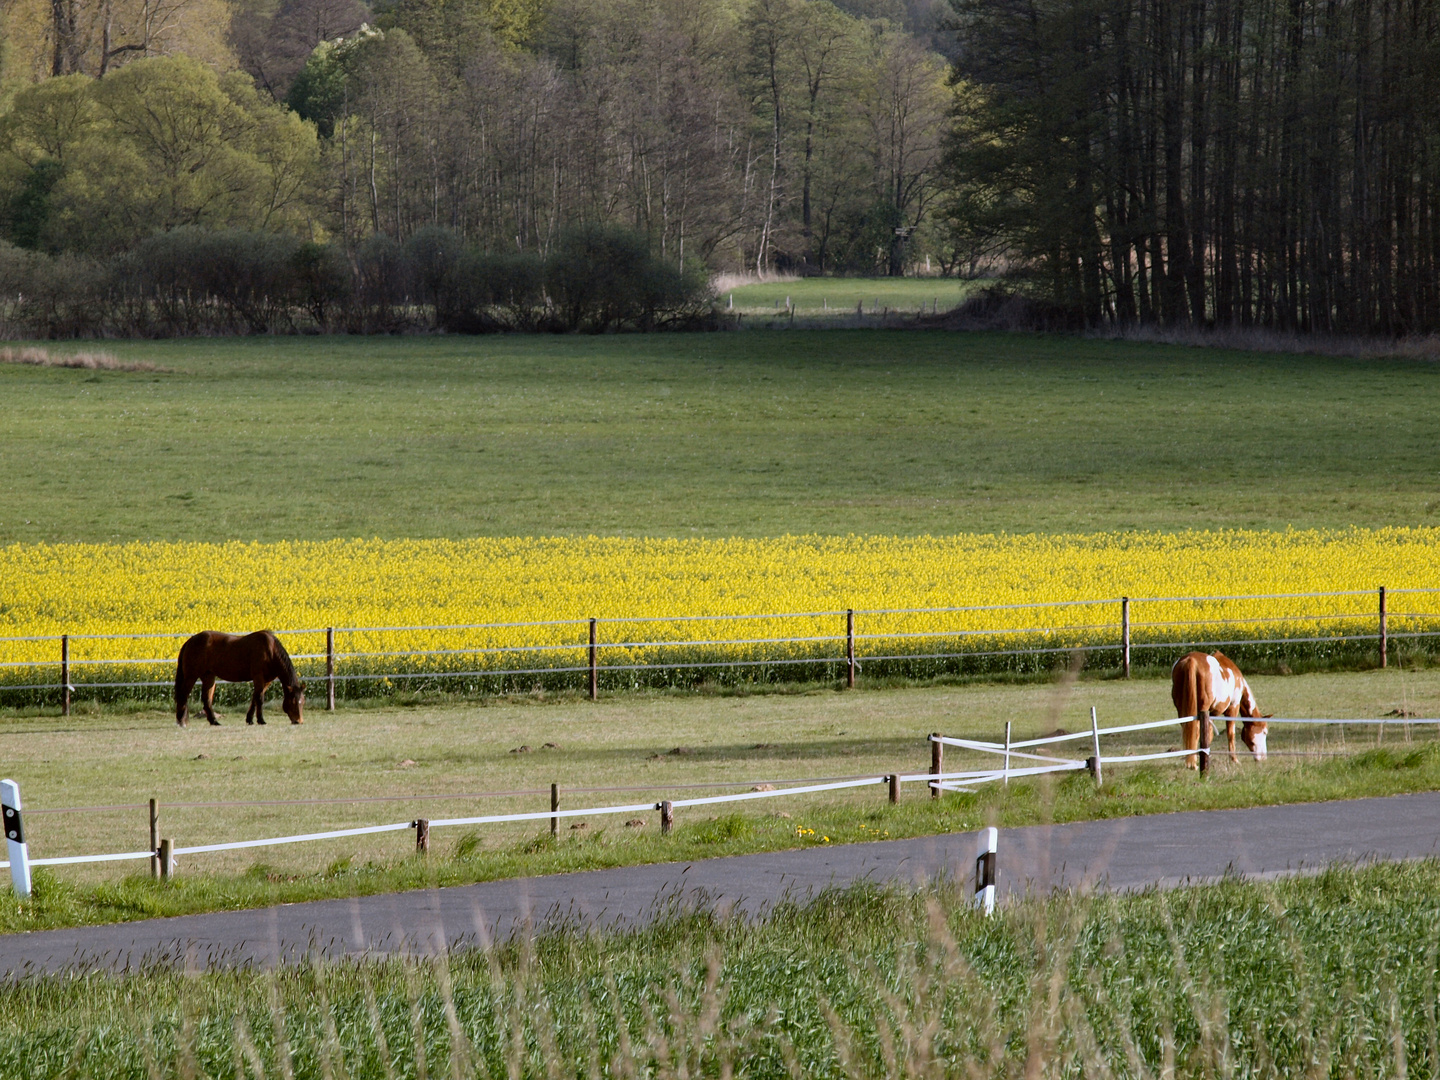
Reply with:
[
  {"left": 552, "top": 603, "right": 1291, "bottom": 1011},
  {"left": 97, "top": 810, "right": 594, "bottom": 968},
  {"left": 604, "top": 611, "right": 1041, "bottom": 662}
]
[{"left": 25, "top": 56, "right": 323, "bottom": 253}]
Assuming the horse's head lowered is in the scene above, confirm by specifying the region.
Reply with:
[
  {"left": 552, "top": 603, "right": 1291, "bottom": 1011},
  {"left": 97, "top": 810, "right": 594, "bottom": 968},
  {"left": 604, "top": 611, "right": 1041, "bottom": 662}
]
[
  {"left": 1238, "top": 684, "right": 1271, "bottom": 760},
  {"left": 284, "top": 680, "right": 305, "bottom": 724}
]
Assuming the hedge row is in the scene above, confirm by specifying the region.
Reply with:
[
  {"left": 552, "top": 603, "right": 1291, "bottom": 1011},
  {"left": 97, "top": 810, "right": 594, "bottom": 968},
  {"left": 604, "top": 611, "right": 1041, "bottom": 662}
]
[{"left": 0, "top": 225, "right": 714, "bottom": 337}]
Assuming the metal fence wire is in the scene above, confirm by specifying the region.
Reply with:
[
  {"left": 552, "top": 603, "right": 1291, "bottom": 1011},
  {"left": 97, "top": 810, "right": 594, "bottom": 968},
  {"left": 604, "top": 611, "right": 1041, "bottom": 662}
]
[{"left": 1, "top": 587, "right": 1436, "bottom": 708}]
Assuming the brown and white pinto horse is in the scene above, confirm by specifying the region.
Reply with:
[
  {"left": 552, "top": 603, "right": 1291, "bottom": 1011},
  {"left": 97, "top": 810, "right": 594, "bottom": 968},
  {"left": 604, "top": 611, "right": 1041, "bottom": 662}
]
[
  {"left": 1171, "top": 651, "right": 1270, "bottom": 767},
  {"left": 175, "top": 630, "right": 305, "bottom": 727}
]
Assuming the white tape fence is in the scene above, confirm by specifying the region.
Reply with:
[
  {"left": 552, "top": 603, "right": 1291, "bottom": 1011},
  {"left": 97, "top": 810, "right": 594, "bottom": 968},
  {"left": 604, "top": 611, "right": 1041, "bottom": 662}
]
[
  {"left": 928, "top": 713, "right": 1440, "bottom": 792},
  {"left": 5, "top": 714, "right": 1440, "bottom": 896}
]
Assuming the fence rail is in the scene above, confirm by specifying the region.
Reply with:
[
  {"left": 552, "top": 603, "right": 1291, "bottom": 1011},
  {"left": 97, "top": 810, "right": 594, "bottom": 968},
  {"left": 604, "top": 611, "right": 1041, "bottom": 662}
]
[
  {"left": 3, "top": 714, "right": 1433, "bottom": 895},
  {"left": 3, "top": 587, "right": 1437, "bottom": 711}
]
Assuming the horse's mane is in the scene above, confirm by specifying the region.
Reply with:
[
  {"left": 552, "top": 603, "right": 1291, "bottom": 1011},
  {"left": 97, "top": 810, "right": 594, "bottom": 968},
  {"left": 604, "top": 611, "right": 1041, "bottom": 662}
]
[{"left": 271, "top": 633, "right": 301, "bottom": 688}]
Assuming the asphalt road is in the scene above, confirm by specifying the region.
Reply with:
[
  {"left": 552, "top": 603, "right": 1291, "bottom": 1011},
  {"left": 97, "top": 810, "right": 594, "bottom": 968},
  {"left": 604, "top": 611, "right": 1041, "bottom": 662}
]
[{"left": 3, "top": 791, "right": 1438, "bottom": 977}]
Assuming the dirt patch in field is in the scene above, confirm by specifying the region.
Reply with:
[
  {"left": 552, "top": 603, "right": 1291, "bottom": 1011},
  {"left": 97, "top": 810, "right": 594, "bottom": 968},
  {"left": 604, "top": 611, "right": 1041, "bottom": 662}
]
[{"left": 0, "top": 346, "right": 170, "bottom": 373}]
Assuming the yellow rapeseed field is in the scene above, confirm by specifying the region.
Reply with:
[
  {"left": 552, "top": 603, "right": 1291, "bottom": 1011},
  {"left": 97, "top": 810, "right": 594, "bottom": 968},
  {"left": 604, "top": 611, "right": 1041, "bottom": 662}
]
[{"left": 0, "top": 529, "right": 1435, "bottom": 684}]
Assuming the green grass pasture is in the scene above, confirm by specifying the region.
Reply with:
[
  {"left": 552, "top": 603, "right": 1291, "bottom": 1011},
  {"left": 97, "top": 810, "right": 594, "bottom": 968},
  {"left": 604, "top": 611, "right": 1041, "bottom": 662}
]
[
  {"left": 723, "top": 276, "right": 979, "bottom": 316},
  {"left": 4, "top": 668, "right": 1440, "bottom": 930},
  {"left": 2, "top": 331, "right": 1438, "bottom": 543},
  {"left": 4, "top": 860, "right": 1440, "bottom": 1078}
]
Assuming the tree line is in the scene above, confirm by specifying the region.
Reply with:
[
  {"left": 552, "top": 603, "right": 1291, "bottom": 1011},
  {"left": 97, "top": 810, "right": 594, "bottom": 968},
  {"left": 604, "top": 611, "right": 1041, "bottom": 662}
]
[
  {"left": 0, "top": 0, "right": 956, "bottom": 280},
  {"left": 948, "top": 0, "right": 1440, "bottom": 333},
  {"left": 0, "top": 0, "right": 1436, "bottom": 334}
]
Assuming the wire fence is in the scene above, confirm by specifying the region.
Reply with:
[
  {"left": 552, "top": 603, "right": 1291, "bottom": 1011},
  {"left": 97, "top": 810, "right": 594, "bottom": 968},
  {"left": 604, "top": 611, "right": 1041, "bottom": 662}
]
[{"left": 2, "top": 586, "right": 1436, "bottom": 710}]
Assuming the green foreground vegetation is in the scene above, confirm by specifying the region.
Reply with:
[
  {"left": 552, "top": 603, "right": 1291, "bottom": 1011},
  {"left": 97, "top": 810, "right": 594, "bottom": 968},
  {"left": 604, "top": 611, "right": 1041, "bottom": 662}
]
[
  {"left": 2, "top": 331, "right": 1439, "bottom": 545},
  {"left": 2, "top": 668, "right": 1438, "bottom": 931},
  {"left": 4, "top": 860, "right": 1440, "bottom": 1078}
]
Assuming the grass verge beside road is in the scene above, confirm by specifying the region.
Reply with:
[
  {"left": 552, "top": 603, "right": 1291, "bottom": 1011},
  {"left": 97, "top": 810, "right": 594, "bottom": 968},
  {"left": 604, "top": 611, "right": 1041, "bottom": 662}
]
[
  {"left": 2, "top": 859, "right": 1439, "bottom": 1078},
  {"left": 2, "top": 669, "right": 1439, "bottom": 933}
]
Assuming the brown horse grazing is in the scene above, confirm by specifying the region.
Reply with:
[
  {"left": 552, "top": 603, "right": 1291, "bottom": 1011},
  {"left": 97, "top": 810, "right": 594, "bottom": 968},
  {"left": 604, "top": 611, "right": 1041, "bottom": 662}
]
[
  {"left": 175, "top": 630, "right": 305, "bottom": 728},
  {"left": 1172, "top": 650, "right": 1270, "bottom": 768}
]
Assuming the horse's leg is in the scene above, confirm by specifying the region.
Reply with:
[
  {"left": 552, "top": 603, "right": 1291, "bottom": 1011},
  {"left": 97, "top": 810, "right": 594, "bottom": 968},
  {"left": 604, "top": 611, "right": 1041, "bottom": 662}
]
[
  {"left": 252, "top": 680, "right": 269, "bottom": 725},
  {"left": 175, "top": 673, "right": 197, "bottom": 727},
  {"left": 1181, "top": 718, "right": 1200, "bottom": 769},
  {"left": 201, "top": 676, "right": 221, "bottom": 725},
  {"left": 1226, "top": 715, "right": 1239, "bottom": 763}
]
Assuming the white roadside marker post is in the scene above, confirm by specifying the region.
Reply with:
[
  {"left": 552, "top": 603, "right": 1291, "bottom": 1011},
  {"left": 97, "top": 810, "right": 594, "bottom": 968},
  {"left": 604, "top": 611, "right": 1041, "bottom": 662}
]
[
  {"left": 2, "top": 779, "right": 32, "bottom": 898},
  {"left": 974, "top": 826, "right": 997, "bottom": 916}
]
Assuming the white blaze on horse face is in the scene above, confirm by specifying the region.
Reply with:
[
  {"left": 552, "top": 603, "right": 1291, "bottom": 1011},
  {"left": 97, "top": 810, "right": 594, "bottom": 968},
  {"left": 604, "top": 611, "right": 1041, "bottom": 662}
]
[{"left": 1251, "top": 730, "right": 1268, "bottom": 760}]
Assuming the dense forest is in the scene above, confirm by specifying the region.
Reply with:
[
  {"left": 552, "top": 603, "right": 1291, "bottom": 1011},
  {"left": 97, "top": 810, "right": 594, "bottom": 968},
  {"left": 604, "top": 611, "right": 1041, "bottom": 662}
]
[{"left": 0, "top": 0, "right": 1435, "bottom": 333}]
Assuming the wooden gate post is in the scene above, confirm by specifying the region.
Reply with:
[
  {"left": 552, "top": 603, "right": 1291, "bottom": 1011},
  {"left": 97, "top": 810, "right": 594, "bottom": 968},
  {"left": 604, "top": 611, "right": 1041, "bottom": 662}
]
[
  {"left": 846, "top": 609, "right": 855, "bottom": 689},
  {"left": 158, "top": 838, "right": 173, "bottom": 880},
  {"left": 1198, "top": 709, "right": 1211, "bottom": 775},
  {"left": 414, "top": 819, "right": 430, "bottom": 854},
  {"left": 888, "top": 773, "right": 899, "bottom": 804},
  {"left": 588, "top": 618, "right": 598, "bottom": 701},
  {"left": 1379, "top": 586, "right": 1388, "bottom": 669},
  {"left": 659, "top": 800, "right": 674, "bottom": 835},
  {"left": 930, "top": 734, "right": 943, "bottom": 799},
  {"left": 326, "top": 627, "right": 335, "bottom": 710},
  {"left": 61, "top": 634, "right": 70, "bottom": 717},
  {"left": 550, "top": 783, "right": 558, "bottom": 838},
  {"left": 1121, "top": 597, "right": 1131, "bottom": 678}
]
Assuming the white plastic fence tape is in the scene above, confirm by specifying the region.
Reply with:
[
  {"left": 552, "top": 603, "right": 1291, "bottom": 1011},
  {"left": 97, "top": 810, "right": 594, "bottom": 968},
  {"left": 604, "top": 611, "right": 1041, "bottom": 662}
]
[{"left": 174, "top": 821, "right": 415, "bottom": 856}]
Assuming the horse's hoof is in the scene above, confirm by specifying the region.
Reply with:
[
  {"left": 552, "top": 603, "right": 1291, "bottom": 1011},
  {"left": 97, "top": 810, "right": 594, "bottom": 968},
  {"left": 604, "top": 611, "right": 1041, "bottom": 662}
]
[
  {"left": 257, "top": 718, "right": 266, "bottom": 725},
  {"left": 208, "top": 719, "right": 221, "bottom": 726}
]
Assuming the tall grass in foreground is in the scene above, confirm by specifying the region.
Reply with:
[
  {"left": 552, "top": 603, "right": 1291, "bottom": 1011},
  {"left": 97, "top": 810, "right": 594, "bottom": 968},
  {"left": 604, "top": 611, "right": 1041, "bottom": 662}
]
[{"left": 3, "top": 860, "right": 1439, "bottom": 1078}]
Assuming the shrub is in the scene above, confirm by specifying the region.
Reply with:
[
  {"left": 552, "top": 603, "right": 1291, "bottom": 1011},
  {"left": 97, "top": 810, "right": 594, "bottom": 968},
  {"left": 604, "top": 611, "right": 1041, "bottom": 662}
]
[{"left": 544, "top": 224, "right": 710, "bottom": 332}]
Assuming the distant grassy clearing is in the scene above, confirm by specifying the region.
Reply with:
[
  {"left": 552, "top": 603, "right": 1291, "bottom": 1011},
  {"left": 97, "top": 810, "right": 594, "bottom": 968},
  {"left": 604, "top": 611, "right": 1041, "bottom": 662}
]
[
  {"left": 722, "top": 276, "right": 979, "bottom": 315},
  {"left": 2, "top": 331, "right": 1438, "bottom": 543},
  {"left": 2, "top": 667, "right": 1439, "bottom": 931}
]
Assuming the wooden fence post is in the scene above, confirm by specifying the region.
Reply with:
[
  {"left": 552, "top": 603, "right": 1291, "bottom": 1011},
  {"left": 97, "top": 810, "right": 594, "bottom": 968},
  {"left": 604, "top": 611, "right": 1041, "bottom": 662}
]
[
  {"left": 660, "top": 800, "right": 674, "bottom": 835},
  {"left": 415, "top": 819, "right": 429, "bottom": 854},
  {"left": 1121, "top": 597, "right": 1131, "bottom": 678},
  {"left": 158, "top": 838, "right": 173, "bottom": 880},
  {"left": 888, "top": 773, "right": 899, "bottom": 804},
  {"left": 326, "top": 627, "right": 335, "bottom": 710},
  {"left": 930, "top": 734, "right": 942, "bottom": 799},
  {"left": 1198, "top": 709, "right": 1211, "bottom": 775},
  {"left": 61, "top": 634, "right": 70, "bottom": 717},
  {"left": 550, "top": 783, "right": 558, "bottom": 838},
  {"left": 149, "top": 798, "right": 158, "bottom": 879},
  {"left": 1379, "top": 586, "right": 1388, "bottom": 669},
  {"left": 846, "top": 609, "right": 855, "bottom": 689},
  {"left": 589, "top": 618, "right": 598, "bottom": 701}
]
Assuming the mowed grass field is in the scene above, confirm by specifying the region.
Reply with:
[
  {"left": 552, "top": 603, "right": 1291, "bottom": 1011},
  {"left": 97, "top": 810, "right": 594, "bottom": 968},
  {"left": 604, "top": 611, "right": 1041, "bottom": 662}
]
[{"left": 2, "top": 330, "right": 1438, "bottom": 544}]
